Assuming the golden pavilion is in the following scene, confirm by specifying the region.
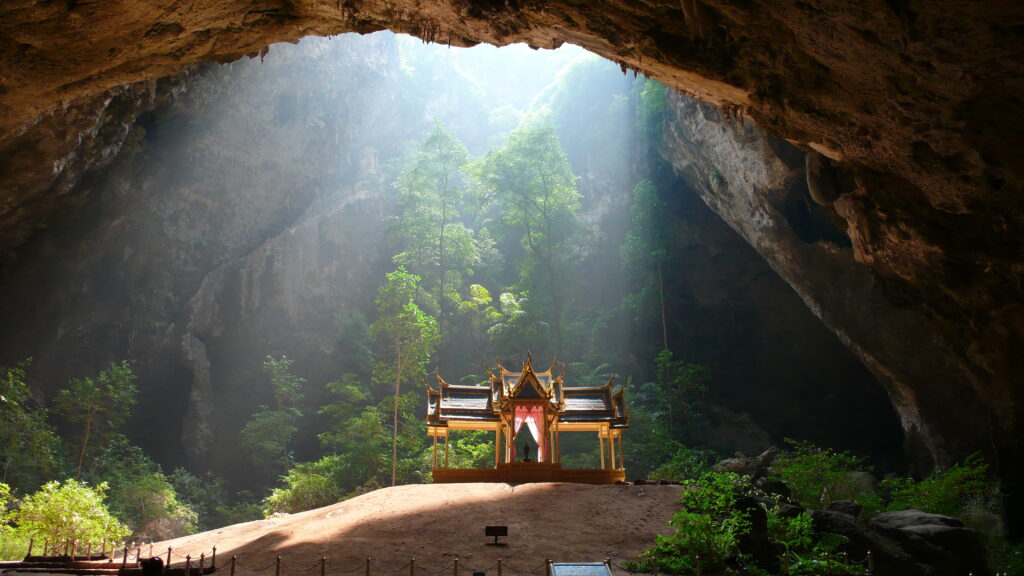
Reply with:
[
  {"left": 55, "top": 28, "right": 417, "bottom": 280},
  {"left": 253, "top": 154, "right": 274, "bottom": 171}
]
[{"left": 425, "top": 355, "right": 629, "bottom": 484}]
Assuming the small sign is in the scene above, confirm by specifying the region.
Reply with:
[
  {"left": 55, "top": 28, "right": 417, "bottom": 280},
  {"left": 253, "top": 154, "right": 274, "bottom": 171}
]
[{"left": 550, "top": 563, "right": 612, "bottom": 576}]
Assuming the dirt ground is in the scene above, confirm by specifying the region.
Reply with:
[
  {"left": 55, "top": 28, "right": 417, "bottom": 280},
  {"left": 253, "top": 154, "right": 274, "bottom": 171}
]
[{"left": 148, "top": 483, "right": 682, "bottom": 576}]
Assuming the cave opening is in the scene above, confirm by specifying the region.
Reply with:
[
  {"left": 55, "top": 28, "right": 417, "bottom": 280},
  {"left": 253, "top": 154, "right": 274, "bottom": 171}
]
[{"left": 0, "top": 31, "right": 903, "bottom": 497}]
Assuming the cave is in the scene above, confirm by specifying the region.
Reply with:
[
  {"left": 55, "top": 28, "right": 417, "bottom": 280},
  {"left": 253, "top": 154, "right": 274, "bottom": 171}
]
[{"left": 0, "top": 0, "right": 1021, "bottom": 553}]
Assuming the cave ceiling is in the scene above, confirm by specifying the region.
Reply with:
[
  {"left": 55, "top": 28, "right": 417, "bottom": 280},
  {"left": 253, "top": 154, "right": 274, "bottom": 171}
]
[{"left": 1, "top": 0, "right": 1022, "bottom": 510}]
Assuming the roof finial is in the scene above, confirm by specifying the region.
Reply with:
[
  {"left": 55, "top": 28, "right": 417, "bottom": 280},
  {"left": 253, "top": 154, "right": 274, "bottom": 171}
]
[{"left": 526, "top": 351, "right": 533, "bottom": 370}]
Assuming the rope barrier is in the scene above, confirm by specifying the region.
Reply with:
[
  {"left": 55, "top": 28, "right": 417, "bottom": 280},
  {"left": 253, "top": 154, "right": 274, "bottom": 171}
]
[{"left": 371, "top": 560, "right": 412, "bottom": 574}]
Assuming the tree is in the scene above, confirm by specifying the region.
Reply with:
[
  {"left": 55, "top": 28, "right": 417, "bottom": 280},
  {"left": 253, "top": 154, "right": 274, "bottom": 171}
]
[
  {"left": 0, "top": 360, "right": 62, "bottom": 493},
  {"left": 370, "top": 268, "right": 438, "bottom": 486},
  {"left": 91, "top": 437, "right": 196, "bottom": 540},
  {"left": 621, "top": 179, "right": 671, "bottom": 352},
  {"left": 240, "top": 355, "right": 305, "bottom": 476},
  {"left": 55, "top": 361, "right": 137, "bottom": 480},
  {"left": 13, "top": 480, "right": 130, "bottom": 546},
  {"left": 471, "top": 115, "right": 580, "bottom": 356},
  {"left": 392, "top": 124, "right": 474, "bottom": 349}
]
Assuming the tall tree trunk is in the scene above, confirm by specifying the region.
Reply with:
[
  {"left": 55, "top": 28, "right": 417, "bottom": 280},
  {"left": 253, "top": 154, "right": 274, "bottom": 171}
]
[
  {"left": 392, "top": 343, "right": 402, "bottom": 487},
  {"left": 437, "top": 189, "right": 448, "bottom": 358},
  {"left": 658, "top": 262, "right": 669, "bottom": 352},
  {"left": 75, "top": 413, "right": 93, "bottom": 480}
]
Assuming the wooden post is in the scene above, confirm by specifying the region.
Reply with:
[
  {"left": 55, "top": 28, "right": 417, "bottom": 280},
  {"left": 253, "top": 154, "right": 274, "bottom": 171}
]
[
  {"left": 366, "top": 556, "right": 372, "bottom": 576},
  {"left": 497, "top": 557, "right": 502, "bottom": 576},
  {"left": 453, "top": 557, "right": 459, "bottom": 576},
  {"left": 167, "top": 547, "right": 173, "bottom": 568},
  {"left": 618, "top": 435, "right": 624, "bottom": 470},
  {"left": 136, "top": 546, "right": 142, "bottom": 565},
  {"left": 88, "top": 541, "right": 93, "bottom": 559},
  {"left": 212, "top": 547, "right": 217, "bottom": 569},
  {"left": 444, "top": 435, "right": 450, "bottom": 468},
  {"left": 320, "top": 557, "right": 327, "bottom": 576},
  {"left": 42, "top": 538, "right": 48, "bottom": 557},
  {"left": 185, "top": 555, "right": 192, "bottom": 576},
  {"left": 695, "top": 554, "right": 701, "bottom": 576},
  {"left": 230, "top": 556, "right": 237, "bottom": 576},
  {"left": 122, "top": 547, "right": 129, "bottom": 569},
  {"left": 410, "top": 557, "right": 415, "bottom": 576},
  {"left": 275, "top": 556, "right": 281, "bottom": 576},
  {"left": 149, "top": 543, "right": 154, "bottom": 558},
  {"left": 544, "top": 559, "right": 551, "bottom": 576},
  {"left": 65, "top": 538, "right": 71, "bottom": 556},
  {"left": 200, "top": 553, "right": 206, "bottom": 572},
  {"left": 599, "top": 435, "right": 605, "bottom": 469},
  {"left": 433, "top": 434, "right": 438, "bottom": 469},
  {"left": 867, "top": 550, "right": 874, "bottom": 574},
  {"left": 494, "top": 426, "right": 500, "bottom": 468}
]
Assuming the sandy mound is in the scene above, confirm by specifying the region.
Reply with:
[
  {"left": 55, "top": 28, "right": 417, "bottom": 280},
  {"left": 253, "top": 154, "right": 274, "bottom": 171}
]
[{"left": 150, "top": 483, "right": 681, "bottom": 575}]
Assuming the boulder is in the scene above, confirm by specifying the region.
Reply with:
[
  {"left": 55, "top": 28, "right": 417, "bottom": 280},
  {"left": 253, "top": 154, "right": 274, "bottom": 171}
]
[
  {"left": 869, "top": 510, "right": 989, "bottom": 576},
  {"left": 826, "top": 500, "right": 863, "bottom": 518}
]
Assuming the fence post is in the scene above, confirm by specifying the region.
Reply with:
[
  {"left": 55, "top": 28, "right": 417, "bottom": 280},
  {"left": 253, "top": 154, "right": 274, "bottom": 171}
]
[
  {"left": 136, "top": 546, "right": 142, "bottom": 565},
  {"left": 231, "top": 555, "right": 237, "bottom": 576},
  {"left": 185, "top": 555, "right": 192, "bottom": 576},
  {"left": 88, "top": 541, "right": 94, "bottom": 559},
  {"left": 454, "top": 557, "right": 459, "bottom": 576},
  {"left": 497, "top": 557, "right": 502, "bottom": 576},
  {"left": 122, "top": 547, "right": 129, "bottom": 569},
  {"left": 694, "top": 554, "right": 701, "bottom": 576},
  {"left": 410, "top": 558, "right": 415, "bottom": 576},
  {"left": 168, "top": 547, "right": 173, "bottom": 568},
  {"left": 321, "top": 556, "right": 327, "bottom": 576},
  {"left": 867, "top": 550, "right": 874, "bottom": 574},
  {"left": 200, "top": 553, "right": 206, "bottom": 572},
  {"left": 150, "top": 543, "right": 154, "bottom": 558},
  {"left": 365, "top": 557, "right": 372, "bottom": 576},
  {"left": 275, "top": 556, "right": 281, "bottom": 576},
  {"left": 544, "top": 559, "right": 550, "bottom": 576},
  {"left": 212, "top": 547, "right": 217, "bottom": 569}
]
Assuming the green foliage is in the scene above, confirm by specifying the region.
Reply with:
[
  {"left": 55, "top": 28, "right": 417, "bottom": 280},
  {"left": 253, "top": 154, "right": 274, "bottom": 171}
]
[
  {"left": 213, "top": 491, "right": 263, "bottom": 526},
  {"left": 879, "top": 452, "right": 990, "bottom": 517},
  {"left": 992, "top": 538, "right": 1024, "bottom": 575},
  {"left": 767, "top": 511, "right": 858, "bottom": 575},
  {"left": 241, "top": 355, "right": 305, "bottom": 476},
  {"left": 262, "top": 455, "right": 352, "bottom": 515},
  {"left": 635, "top": 78, "right": 667, "bottom": 139},
  {"left": 13, "top": 480, "right": 129, "bottom": 545},
  {"left": 371, "top": 267, "right": 438, "bottom": 486},
  {"left": 654, "top": 350, "right": 711, "bottom": 441},
  {"left": 167, "top": 468, "right": 230, "bottom": 531},
  {"left": 649, "top": 445, "right": 717, "bottom": 483},
  {"left": 629, "top": 472, "right": 750, "bottom": 574},
  {"left": 55, "top": 360, "right": 137, "bottom": 479},
  {"left": 446, "top": 431, "right": 495, "bottom": 470},
  {"left": 0, "top": 360, "right": 62, "bottom": 493},
  {"left": 91, "top": 438, "right": 196, "bottom": 540},
  {"left": 773, "top": 439, "right": 873, "bottom": 509},
  {"left": 470, "top": 114, "right": 580, "bottom": 355}
]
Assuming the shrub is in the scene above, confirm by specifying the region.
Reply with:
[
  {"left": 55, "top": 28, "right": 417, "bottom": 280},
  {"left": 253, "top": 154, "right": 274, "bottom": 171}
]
[
  {"left": 262, "top": 455, "right": 354, "bottom": 515},
  {"left": 628, "top": 472, "right": 750, "bottom": 574},
  {"left": 12, "top": 480, "right": 129, "bottom": 545},
  {"left": 880, "top": 452, "right": 990, "bottom": 517},
  {"left": 649, "top": 445, "right": 717, "bottom": 483},
  {"left": 773, "top": 439, "right": 873, "bottom": 509}
]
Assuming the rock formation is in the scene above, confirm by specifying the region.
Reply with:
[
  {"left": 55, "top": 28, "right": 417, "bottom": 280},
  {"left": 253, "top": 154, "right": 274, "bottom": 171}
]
[{"left": 0, "top": 0, "right": 1020, "bottom": 523}]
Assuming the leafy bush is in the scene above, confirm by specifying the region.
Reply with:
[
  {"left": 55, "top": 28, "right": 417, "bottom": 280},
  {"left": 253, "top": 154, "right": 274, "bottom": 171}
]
[
  {"left": 649, "top": 445, "right": 717, "bottom": 483},
  {"left": 767, "top": 510, "right": 859, "bottom": 575},
  {"left": 628, "top": 472, "right": 750, "bottom": 574},
  {"left": 880, "top": 452, "right": 990, "bottom": 517},
  {"left": 262, "top": 455, "right": 351, "bottom": 515},
  {"left": 773, "top": 439, "right": 873, "bottom": 509},
  {"left": 92, "top": 438, "right": 196, "bottom": 541},
  {"left": 12, "top": 480, "right": 129, "bottom": 545}
]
